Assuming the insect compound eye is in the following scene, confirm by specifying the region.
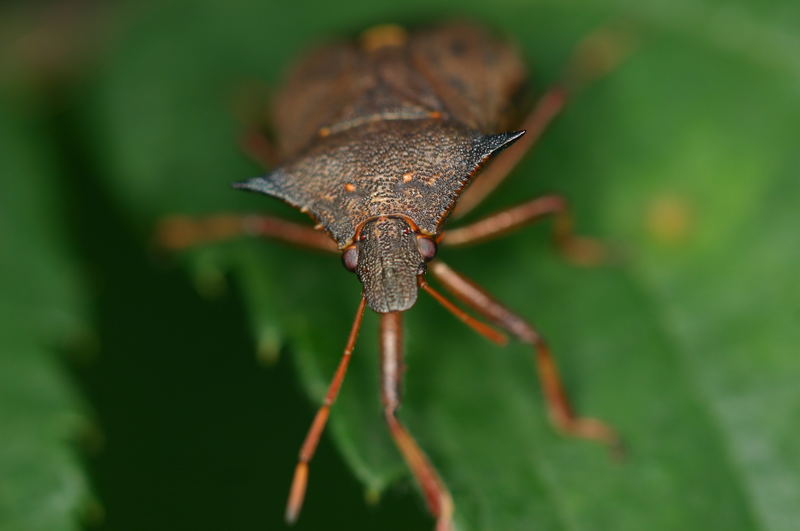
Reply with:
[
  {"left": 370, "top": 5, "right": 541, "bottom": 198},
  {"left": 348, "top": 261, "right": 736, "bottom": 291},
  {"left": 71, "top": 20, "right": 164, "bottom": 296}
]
[
  {"left": 341, "top": 246, "right": 359, "bottom": 272},
  {"left": 416, "top": 236, "right": 437, "bottom": 262}
]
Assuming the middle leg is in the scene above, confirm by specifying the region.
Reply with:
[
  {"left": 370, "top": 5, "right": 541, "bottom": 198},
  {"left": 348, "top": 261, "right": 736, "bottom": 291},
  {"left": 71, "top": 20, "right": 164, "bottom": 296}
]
[
  {"left": 428, "top": 260, "right": 621, "bottom": 457},
  {"left": 156, "top": 214, "right": 337, "bottom": 253},
  {"left": 443, "top": 195, "right": 606, "bottom": 266}
]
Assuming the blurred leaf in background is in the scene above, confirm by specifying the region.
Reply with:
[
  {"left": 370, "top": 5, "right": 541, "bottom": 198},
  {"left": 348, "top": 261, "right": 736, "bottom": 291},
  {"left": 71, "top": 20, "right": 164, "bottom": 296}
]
[
  {"left": 0, "top": 87, "right": 91, "bottom": 531},
  {"left": 2, "top": 0, "right": 799, "bottom": 530}
]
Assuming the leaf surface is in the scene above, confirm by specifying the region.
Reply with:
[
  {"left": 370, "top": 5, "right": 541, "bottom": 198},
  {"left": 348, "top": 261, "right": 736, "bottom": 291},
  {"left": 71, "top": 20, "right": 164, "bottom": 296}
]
[{"left": 0, "top": 96, "right": 90, "bottom": 531}]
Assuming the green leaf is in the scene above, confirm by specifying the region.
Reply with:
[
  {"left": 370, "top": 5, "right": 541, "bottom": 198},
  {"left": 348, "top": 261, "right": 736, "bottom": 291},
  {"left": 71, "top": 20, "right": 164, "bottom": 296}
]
[
  {"left": 0, "top": 96, "right": 91, "bottom": 530},
  {"left": 87, "top": 1, "right": 800, "bottom": 529}
]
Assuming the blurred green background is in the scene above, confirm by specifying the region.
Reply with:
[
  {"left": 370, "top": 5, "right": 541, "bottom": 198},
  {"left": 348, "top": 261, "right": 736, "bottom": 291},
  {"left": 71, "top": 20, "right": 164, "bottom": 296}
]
[{"left": 2, "top": 1, "right": 799, "bottom": 530}]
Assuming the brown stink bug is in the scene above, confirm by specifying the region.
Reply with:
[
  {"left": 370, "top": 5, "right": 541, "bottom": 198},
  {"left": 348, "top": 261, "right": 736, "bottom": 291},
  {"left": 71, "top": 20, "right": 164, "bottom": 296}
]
[{"left": 159, "top": 21, "right": 632, "bottom": 531}]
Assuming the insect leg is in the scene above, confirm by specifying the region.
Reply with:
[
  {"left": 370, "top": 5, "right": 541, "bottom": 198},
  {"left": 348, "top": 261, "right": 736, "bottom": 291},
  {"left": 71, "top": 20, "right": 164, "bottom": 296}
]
[
  {"left": 453, "top": 89, "right": 566, "bottom": 218},
  {"left": 418, "top": 277, "right": 507, "bottom": 345},
  {"left": 285, "top": 296, "right": 367, "bottom": 523},
  {"left": 156, "top": 214, "right": 337, "bottom": 252},
  {"left": 428, "top": 260, "right": 622, "bottom": 457},
  {"left": 453, "top": 25, "right": 636, "bottom": 218},
  {"left": 443, "top": 195, "right": 605, "bottom": 266},
  {"left": 380, "top": 312, "right": 454, "bottom": 531}
]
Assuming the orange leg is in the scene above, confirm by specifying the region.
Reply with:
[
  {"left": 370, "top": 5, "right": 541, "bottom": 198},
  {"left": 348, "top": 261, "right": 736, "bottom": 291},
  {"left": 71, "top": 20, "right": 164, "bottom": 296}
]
[
  {"left": 453, "top": 24, "right": 636, "bottom": 218},
  {"left": 156, "top": 214, "right": 337, "bottom": 253},
  {"left": 418, "top": 277, "right": 507, "bottom": 346},
  {"left": 444, "top": 194, "right": 606, "bottom": 266},
  {"left": 285, "top": 296, "right": 367, "bottom": 523},
  {"left": 428, "top": 260, "right": 622, "bottom": 457},
  {"left": 380, "top": 312, "right": 454, "bottom": 531}
]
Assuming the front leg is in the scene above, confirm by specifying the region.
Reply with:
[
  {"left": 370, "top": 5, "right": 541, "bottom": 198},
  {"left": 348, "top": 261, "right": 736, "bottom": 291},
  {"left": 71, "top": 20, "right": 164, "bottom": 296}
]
[
  {"left": 429, "top": 260, "right": 622, "bottom": 456},
  {"left": 380, "top": 312, "right": 454, "bottom": 531},
  {"left": 285, "top": 296, "right": 367, "bottom": 524}
]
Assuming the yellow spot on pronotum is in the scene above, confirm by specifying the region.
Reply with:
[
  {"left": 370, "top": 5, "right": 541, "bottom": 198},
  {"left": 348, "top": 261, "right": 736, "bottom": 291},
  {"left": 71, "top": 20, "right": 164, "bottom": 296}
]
[
  {"left": 402, "top": 172, "right": 414, "bottom": 183},
  {"left": 344, "top": 183, "right": 357, "bottom": 192},
  {"left": 318, "top": 127, "right": 331, "bottom": 137},
  {"left": 646, "top": 194, "right": 693, "bottom": 245},
  {"left": 428, "top": 111, "right": 442, "bottom": 119}
]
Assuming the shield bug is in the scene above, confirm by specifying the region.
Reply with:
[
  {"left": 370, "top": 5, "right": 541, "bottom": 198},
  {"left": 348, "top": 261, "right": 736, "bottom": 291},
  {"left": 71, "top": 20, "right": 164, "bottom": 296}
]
[{"left": 159, "top": 21, "right": 632, "bottom": 531}]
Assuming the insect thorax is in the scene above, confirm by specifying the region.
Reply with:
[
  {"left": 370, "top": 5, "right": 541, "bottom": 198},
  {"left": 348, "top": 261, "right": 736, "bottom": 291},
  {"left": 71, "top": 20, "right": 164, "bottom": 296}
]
[{"left": 237, "top": 118, "right": 523, "bottom": 248}]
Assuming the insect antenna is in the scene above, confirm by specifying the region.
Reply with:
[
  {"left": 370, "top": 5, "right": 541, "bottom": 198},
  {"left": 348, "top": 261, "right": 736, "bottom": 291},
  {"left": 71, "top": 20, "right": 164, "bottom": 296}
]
[
  {"left": 418, "top": 276, "right": 507, "bottom": 346},
  {"left": 285, "top": 295, "right": 367, "bottom": 524}
]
